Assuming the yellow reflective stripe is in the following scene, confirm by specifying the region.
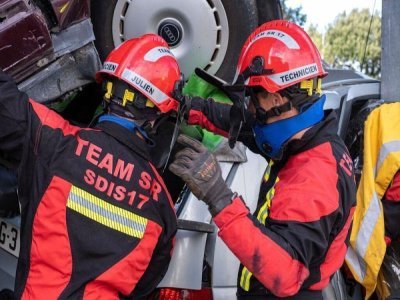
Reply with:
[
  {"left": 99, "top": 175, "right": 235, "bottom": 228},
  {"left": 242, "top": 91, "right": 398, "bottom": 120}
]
[
  {"left": 257, "top": 196, "right": 270, "bottom": 222},
  {"left": 67, "top": 186, "right": 148, "bottom": 238},
  {"left": 257, "top": 178, "right": 279, "bottom": 224},
  {"left": 241, "top": 170, "right": 279, "bottom": 291},
  {"left": 260, "top": 201, "right": 271, "bottom": 225},
  {"left": 263, "top": 160, "right": 274, "bottom": 182},
  {"left": 240, "top": 266, "right": 252, "bottom": 291}
]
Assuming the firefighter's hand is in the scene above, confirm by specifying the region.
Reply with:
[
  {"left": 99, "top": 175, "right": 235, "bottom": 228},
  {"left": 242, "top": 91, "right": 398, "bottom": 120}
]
[{"left": 169, "top": 134, "right": 233, "bottom": 216}]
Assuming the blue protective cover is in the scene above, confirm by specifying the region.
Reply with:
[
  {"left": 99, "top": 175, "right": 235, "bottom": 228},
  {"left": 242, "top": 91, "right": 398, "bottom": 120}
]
[{"left": 253, "top": 95, "right": 326, "bottom": 159}]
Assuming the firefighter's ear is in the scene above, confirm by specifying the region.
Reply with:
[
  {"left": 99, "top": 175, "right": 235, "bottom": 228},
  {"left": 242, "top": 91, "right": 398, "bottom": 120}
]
[
  {"left": 258, "top": 92, "right": 283, "bottom": 111},
  {"left": 270, "top": 92, "right": 284, "bottom": 107}
]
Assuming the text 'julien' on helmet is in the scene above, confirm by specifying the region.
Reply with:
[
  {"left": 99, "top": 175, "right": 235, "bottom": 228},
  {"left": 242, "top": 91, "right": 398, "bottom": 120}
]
[
  {"left": 236, "top": 19, "right": 327, "bottom": 94},
  {"left": 95, "top": 33, "right": 182, "bottom": 114}
]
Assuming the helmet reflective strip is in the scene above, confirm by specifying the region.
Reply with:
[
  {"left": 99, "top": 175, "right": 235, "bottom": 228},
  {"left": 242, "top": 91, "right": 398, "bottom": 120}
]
[
  {"left": 101, "top": 62, "right": 119, "bottom": 74},
  {"left": 249, "top": 30, "right": 300, "bottom": 50},
  {"left": 121, "top": 69, "right": 169, "bottom": 104},
  {"left": 144, "top": 46, "right": 175, "bottom": 62},
  {"left": 268, "top": 63, "right": 319, "bottom": 86}
]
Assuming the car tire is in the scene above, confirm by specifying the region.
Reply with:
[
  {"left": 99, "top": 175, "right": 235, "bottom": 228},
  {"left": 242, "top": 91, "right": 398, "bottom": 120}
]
[
  {"left": 91, "top": 0, "right": 259, "bottom": 81},
  {"left": 256, "top": 0, "right": 283, "bottom": 24},
  {"left": 214, "top": 0, "right": 258, "bottom": 81}
]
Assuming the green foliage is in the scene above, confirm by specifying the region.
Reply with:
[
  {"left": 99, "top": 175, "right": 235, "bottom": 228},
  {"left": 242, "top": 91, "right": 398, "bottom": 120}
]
[
  {"left": 307, "top": 24, "right": 324, "bottom": 54},
  {"left": 324, "top": 8, "right": 381, "bottom": 78},
  {"left": 281, "top": 0, "right": 307, "bottom": 27}
]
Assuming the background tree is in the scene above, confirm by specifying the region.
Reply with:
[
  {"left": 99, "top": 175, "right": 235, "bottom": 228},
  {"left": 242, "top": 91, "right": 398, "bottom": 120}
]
[
  {"left": 307, "top": 24, "right": 324, "bottom": 54},
  {"left": 281, "top": 0, "right": 307, "bottom": 27},
  {"left": 324, "top": 8, "right": 381, "bottom": 78}
]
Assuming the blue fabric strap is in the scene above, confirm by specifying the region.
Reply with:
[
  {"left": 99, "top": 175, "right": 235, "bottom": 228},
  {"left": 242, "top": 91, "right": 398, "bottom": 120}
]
[{"left": 98, "top": 115, "right": 149, "bottom": 138}]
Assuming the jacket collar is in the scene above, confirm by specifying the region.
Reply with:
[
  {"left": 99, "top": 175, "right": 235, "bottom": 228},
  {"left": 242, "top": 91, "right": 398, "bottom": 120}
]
[
  {"left": 288, "top": 110, "right": 339, "bottom": 154},
  {"left": 95, "top": 121, "right": 152, "bottom": 162},
  {"left": 274, "top": 110, "right": 339, "bottom": 164}
]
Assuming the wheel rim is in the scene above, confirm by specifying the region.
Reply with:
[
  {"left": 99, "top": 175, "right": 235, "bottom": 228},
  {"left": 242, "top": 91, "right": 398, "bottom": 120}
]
[{"left": 112, "top": 0, "right": 229, "bottom": 78}]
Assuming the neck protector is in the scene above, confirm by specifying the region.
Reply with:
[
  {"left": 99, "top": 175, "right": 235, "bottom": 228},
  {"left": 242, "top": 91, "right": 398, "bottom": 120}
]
[
  {"left": 252, "top": 95, "right": 326, "bottom": 160},
  {"left": 98, "top": 115, "right": 150, "bottom": 140}
]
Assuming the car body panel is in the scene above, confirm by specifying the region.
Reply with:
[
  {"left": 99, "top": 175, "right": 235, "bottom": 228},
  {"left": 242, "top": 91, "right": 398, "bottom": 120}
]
[
  {"left": 0, "top": 216, "right": 19, "bottom": 291},
  {"left": 212, "top": 286, "right": 237, "bottom": 299},
  {"left": 0, "top": 0, "right": 92, "bottom": 83},
  {"left": 323, "top": 80, "right": 381, "bottom": 140},
  {"left": 0, "top": 0, "right": 53, "bottom": 81},
  {"left": 49, "top": 0, "right": 89, "bottom": 30},
  {"left": 17, "top": 18, "right": 101, "bottom": 103},
  {"left": 158, "top": 162, "right": 233, "bottom": 289}
]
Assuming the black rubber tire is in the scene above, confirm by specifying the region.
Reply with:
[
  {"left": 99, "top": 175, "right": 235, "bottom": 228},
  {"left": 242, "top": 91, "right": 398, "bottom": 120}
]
[
  {"left": 90, "top": 0, "right": 118, "bottom": 62},
  {"left": 256, "top": 0, "right": 283, "bottom": 24},
  {"left": 215, "top": 0, "right": 258, "bottom": 82},
  {"left": 91, "top": 0, "right": 259, "bottom": 82}
]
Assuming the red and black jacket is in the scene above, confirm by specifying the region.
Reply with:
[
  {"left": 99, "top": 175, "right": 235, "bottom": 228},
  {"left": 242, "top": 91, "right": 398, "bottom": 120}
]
[
  {"left": 188, "top": 97, "right": 357, "bottom": 299},
  {"left": 0, "top": 71, "right": 177, "bottom": 299}
]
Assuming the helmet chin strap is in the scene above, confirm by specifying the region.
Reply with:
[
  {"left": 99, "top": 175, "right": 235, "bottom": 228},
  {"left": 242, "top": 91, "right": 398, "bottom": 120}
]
[{"left": 249, "top": 87, "right": 294, "bottom": 124}]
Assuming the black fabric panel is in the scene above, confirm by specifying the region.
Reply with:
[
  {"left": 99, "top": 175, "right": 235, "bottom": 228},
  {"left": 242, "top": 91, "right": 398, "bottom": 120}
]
[
  {"left": 237, "top": 288, "right": 323, "bottom": 299},
  {"left": 59, "top": 210, "right": 142, "bottom": 299},
  {"left": 382, "top": 198, "right": 400, "bottom": 242},
  {"left": 0, "top": 70, "right": 30, "bottom": 168}
]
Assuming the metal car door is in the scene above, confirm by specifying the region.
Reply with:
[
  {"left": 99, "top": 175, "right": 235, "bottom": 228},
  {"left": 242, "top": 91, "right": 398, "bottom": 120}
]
[{"left": 0, "top": 0, "right": 52, "bottom": 81}]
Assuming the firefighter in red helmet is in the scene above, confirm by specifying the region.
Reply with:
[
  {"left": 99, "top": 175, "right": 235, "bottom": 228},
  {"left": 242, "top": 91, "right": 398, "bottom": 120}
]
[
  {"left": 0, "top": 34, "right": 181, "bottom": 299},
  {"left": 170, "top": 20, "right": 356, "bottom": 299}
]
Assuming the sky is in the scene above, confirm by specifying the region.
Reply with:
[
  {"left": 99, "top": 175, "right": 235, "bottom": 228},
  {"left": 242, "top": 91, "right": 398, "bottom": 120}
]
[{"left": 285, "top": 0, "right": 382, "bottom": 32}]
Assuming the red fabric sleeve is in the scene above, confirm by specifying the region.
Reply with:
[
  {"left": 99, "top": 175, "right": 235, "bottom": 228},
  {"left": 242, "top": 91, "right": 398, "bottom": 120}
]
[
  {"left": 385, "top": 172, "right": 400, "bottom": 201},
  {"left": 188, "top": 110, "right": 228, "bottom": 137},
  {"left": 383, "top": 172, "right": 400, "bottom": 243},
  {"left": 214, "top": 198, "right": 310, "bottom": 297}
]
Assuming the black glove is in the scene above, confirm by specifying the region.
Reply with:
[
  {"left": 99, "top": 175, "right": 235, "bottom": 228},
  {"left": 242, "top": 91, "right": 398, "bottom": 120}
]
[
  {"left": 172, "top": 81, "right": 192, "bottom": 121},
  {"left": 169, "top": 134, "right": 234, "bottom": 216},
  {"left": 194, "top": 68, "right": 247, "bottom": 148},
  {"left": 226, "top": 75, "right": 246, "bottom": 148}
]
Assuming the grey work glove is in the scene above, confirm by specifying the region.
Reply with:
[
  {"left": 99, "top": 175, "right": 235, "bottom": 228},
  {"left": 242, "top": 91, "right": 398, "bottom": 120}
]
[{"left": 169, "top": 134, "right": 234, "bottom": 216}]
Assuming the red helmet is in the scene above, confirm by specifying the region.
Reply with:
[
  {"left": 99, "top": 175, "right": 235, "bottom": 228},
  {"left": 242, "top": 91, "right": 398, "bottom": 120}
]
[
  {"left": 96, "top": 34, "right": 181, "bottom": 113},
  {"left": 236, "top": 20, "right": 327, "bottom": 93}
]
